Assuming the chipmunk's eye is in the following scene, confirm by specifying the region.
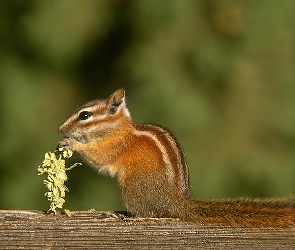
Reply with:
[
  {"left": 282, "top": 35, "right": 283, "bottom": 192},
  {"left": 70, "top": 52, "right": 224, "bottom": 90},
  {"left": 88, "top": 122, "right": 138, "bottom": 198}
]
[{"left": 78, "top": 111, "right": 93, "bottom": 121}]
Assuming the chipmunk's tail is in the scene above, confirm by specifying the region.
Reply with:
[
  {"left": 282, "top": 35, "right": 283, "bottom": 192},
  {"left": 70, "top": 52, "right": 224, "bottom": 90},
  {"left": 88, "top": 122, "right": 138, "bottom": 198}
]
[{"left": 183, "top": 198, "right": 295, "bottom": 227}]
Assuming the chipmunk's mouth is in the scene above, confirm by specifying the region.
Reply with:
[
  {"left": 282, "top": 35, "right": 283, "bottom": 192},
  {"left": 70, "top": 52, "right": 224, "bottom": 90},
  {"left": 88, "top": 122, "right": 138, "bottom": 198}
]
[{"left": 72, "top": 135, "right": 88, "bottom": 144}]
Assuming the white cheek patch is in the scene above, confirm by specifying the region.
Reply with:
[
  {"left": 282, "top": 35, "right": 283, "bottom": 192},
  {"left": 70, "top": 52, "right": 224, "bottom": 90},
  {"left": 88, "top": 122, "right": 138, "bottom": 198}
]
[{"left": 78, "top": 116, "right": 94, "bottom": 124}]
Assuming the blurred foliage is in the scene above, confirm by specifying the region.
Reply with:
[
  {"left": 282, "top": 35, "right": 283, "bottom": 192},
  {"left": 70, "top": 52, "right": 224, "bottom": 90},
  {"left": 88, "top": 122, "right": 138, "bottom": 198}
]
[{"left": 1, "top": 0, "right": 295, "bottom": 212}]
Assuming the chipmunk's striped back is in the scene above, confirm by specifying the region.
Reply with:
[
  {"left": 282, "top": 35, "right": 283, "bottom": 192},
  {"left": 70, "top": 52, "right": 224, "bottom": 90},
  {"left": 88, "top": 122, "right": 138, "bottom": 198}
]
[{"left": 132, "top": 123, "right": 190, "bottom": 198}]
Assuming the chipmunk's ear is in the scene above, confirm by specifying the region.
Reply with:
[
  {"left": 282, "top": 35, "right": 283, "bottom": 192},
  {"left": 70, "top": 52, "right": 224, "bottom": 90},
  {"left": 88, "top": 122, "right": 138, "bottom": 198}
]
[{"left": 108, "top": 89, "right": 126, "bottom": 115}]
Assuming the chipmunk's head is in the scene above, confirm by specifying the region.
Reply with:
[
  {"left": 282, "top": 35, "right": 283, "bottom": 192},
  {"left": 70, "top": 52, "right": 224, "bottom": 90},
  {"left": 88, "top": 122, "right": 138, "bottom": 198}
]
[{"left": 59, "top": 89, "right": 131, "bottom": 143}]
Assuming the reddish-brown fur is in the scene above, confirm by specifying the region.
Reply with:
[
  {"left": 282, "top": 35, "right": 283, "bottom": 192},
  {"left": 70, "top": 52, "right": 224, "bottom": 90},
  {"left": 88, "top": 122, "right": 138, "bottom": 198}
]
[{"left": 59, "top": 89, "right": 295, "bottom": 227}]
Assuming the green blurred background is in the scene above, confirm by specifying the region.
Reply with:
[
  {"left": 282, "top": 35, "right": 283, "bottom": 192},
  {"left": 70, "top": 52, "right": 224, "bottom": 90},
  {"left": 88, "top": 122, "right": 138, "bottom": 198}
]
[{"left": 1, "top": 0, "right": 295, "bottom": 212}]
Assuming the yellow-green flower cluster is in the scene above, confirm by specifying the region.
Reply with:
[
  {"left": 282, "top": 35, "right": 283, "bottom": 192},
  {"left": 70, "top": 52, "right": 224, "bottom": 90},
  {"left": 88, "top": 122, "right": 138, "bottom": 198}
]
[{"left": 37, "top": 148, "right": 81, "bottom": 214}]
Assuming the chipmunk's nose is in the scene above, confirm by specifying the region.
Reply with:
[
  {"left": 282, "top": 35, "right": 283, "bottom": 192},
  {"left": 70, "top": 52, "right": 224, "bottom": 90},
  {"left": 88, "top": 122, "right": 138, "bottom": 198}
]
[{"left": 58, "top": 122, "right": 67, "bottom": 134}]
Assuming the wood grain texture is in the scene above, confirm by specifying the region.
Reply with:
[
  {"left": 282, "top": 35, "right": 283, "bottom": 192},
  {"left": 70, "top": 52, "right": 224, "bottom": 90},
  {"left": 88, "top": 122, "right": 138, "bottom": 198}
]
[{"left": 1, "top": 210, "right": 295, "bottom": 249}]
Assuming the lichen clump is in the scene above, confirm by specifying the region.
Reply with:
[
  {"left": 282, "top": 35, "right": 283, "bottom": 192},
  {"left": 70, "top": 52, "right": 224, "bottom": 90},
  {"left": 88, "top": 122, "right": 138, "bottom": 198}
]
[{"left": 37, "top": 148, "right": 81, "bottom": 214}]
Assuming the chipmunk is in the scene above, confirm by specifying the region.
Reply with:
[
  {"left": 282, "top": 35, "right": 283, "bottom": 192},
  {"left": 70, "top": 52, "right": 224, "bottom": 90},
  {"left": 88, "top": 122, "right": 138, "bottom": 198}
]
[{"left": 58, "top": 89, "right": 295, "bottom": 227}]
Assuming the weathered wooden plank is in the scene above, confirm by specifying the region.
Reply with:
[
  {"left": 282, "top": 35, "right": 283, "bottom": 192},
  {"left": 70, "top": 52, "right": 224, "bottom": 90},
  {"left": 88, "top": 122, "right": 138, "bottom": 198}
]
[{"left": 1, "top": 210, "right": 295, "bottom": 249}]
